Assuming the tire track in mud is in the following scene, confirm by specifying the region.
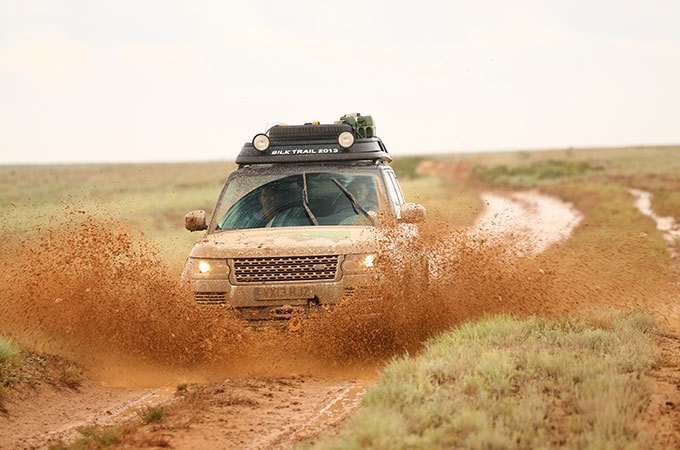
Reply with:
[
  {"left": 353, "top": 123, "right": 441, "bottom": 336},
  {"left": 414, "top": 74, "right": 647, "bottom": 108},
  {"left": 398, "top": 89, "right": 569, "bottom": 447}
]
[
  {"left": 131, "top": 377, "right": 371, "bottom": 450},
  {"left": 0, "top": 382, "right": 177, "bottom": 449},
  {"left": 244, "top": 380, "right": 367, "bottom": 450},
  {"left": 41, "top": 386, "right": 177, "bottom": 446}
]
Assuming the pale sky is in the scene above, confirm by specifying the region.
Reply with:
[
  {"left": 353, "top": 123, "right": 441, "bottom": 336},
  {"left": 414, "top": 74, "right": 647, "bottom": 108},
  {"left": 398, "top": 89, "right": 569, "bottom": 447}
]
[{"left": 1, "top": 0, "right": 678, "bottom": 164}]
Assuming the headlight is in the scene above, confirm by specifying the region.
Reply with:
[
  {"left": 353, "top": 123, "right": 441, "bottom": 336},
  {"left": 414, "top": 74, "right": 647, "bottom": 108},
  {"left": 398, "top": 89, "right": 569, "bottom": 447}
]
[
  {"left": 198, "top": 261, "right": 211, "bottom": 273},
  {"left": 342, "top": 253, "right": 377, "bottom": 274},
  {"left": 186, "top": 258, "right": 229, "bottom": 278},
  {"left": 337, "top": 131, "right": 355, "bottom": 148},
  {"left": 252, "top": 133, "right": 270, "bottom": 151}
]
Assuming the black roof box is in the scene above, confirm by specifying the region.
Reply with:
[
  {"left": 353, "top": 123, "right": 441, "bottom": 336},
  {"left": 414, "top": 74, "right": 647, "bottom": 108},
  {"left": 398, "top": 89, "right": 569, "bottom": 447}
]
[{"left": 235, "top": 124, "right": 392, "bottom": 165}]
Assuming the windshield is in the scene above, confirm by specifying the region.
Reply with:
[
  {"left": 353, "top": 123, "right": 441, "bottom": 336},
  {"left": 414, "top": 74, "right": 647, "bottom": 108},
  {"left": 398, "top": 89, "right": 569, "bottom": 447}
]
[{"left": 211, "top": 169, "right": 385, "bottom": 231}]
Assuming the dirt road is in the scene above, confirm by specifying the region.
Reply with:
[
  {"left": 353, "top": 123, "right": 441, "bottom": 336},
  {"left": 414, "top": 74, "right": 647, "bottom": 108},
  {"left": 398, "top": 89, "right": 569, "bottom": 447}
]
[{"left": 1, "top": 178, "right": 679, "bottom": 448}]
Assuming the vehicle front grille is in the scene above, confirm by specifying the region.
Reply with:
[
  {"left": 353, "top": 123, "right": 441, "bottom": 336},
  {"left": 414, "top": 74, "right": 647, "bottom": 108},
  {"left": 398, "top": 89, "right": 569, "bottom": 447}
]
[
  {"left": 195, "top": 292, "right": 227, "bottom": 305},
  {"left": 232, "top": 255, "right": 339, "bottom": 283}
]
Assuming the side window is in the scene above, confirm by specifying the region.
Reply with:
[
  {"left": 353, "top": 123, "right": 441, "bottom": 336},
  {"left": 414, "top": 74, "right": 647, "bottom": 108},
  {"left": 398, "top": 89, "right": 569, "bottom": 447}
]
[{"left": 383, "top": 170, "right": 405, "bottom": 218}]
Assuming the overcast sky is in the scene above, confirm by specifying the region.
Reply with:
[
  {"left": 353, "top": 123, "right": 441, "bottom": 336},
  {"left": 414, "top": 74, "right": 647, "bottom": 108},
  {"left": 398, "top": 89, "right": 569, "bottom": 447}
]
[{"left": 1, "top": 0, "right": 678, "bottom": 164}]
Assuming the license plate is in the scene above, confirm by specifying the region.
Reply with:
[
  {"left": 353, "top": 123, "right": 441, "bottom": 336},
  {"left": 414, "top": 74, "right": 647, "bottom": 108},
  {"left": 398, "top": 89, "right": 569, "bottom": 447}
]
[{"left": 254, "top": 286, "right": 314, "bottom": 301}]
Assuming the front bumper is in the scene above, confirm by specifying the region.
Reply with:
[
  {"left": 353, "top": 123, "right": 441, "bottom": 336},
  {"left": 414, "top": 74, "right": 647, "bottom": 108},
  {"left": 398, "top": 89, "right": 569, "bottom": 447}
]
[{"left": 190, "top": 273, "right": 376, "bottom": 321}]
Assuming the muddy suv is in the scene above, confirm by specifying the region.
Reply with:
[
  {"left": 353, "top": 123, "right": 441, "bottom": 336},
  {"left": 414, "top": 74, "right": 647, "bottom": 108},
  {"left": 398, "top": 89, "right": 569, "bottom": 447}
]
[{"left": 181, "top": 114, "right": 426, "bottom": 326}]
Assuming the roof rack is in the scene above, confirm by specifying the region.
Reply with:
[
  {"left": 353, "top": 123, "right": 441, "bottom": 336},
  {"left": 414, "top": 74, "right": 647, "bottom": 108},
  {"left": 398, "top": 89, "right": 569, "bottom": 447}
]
[{"left": 235, "top": 116, "right": 391, "bottom": 165}]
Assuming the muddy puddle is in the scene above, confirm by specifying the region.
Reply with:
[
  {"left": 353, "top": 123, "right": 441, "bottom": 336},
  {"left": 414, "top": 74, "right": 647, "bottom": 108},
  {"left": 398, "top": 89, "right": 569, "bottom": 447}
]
[{"left": 0, "top": 201, "right": 674, "bottom": 388}]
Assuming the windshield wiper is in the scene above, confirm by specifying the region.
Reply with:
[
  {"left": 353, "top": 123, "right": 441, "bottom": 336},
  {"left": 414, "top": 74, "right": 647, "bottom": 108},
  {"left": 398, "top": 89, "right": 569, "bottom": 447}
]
[
  {"left": 302, "top": 173, "right": 319, "bottom": 226},
  {"left": 331, "top": 178, "right": 371, "bottom": 218}
]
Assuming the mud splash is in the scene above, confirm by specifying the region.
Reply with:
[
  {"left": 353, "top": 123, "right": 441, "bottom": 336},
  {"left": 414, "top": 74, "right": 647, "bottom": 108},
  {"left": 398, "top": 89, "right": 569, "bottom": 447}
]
[
  {"left": 0, "top": 209, "right": 527, "bottom": 383},
  {"left": 0, "top": 211, "right": 245, "bottom": 385},
  {"left": 1, "top": 196, "right": 675, "bottom": 387}
]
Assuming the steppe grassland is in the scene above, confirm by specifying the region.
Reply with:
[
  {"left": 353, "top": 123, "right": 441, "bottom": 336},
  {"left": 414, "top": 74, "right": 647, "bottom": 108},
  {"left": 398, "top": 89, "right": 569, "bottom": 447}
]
[
  {"left": 467, "top": 145, "right": 680, "bottom": 217},
  {"left": 439, "top": 145, "right": 679, "bottom": 311}
]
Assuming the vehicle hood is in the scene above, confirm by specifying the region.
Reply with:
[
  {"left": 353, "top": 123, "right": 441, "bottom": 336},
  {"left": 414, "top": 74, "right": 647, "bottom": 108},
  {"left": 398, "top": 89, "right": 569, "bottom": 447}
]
[{"left": 187, "top": 225, "right": 383, "bottom": 259}]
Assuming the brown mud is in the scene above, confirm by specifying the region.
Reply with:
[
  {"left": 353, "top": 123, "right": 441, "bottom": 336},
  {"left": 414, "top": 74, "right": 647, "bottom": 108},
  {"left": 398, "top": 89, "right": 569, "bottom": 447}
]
[{"left": 1, "top": 187, "right": 679, "bottom": 447}]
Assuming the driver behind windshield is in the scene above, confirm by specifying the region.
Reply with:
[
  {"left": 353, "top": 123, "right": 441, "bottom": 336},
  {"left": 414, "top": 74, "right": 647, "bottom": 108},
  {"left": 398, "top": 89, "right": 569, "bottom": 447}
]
[
  {"left": 256, "top": 184, "right": 277, "bottom": 224},
  {"left": 347, "top": 177, "right": 378, "bottom": 212}
]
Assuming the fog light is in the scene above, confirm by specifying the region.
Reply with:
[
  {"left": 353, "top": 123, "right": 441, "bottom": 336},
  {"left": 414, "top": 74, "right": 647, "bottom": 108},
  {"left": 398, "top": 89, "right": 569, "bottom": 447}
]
[
  {"left": 252, "top": 133, "right": 270, "bottom": 151},
  {"left": 337, "top": 131, "right": 355, "bottom": 148}
]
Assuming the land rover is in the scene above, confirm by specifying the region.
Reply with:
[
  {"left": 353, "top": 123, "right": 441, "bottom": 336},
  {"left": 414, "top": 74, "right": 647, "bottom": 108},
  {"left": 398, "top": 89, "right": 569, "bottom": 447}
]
[{"left": 181, "top": 114, "right": 426, "bottom": 328}]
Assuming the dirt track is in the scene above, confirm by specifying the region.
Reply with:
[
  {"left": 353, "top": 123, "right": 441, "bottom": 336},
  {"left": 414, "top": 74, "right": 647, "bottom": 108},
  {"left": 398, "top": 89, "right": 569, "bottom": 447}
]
[{"left": 1, "top": 168, "right": 679, "bottom": 448}]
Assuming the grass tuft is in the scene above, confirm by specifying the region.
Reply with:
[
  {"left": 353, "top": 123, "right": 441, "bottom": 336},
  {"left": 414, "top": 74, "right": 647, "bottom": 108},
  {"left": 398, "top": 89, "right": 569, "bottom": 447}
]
[
  {"left": 137, "top": 405, "right": 165, "bottom": 424},
  {"left": 48, "top": 425, "right": 123, "bottom": 450},
  {"left": 59, "top": 364, "right": 84, "bottom": 389},
  {"left": 175, "top": 383, "right": 188, "bottom": 395},
  {"left": 0, "top": 337, "right": 18, "bottom": 362}
]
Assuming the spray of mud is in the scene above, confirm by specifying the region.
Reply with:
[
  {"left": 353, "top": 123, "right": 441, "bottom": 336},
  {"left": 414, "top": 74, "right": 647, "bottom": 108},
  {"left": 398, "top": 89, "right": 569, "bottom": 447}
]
[
  {"left": 0, "top": 204, "right": 675, "bottom": 387},
  {"left": 0, "top": 210, "right": 247, "bottom": 385}
]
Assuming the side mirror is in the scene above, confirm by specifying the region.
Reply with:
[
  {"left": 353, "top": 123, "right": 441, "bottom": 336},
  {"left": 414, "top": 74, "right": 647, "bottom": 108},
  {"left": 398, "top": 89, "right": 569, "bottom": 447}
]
[
  {"left": 400, "top": 203, "right": 426, "bottom": 224},
  {"left": 185, "top": 210, "right": 207, "bottom": 231}
]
